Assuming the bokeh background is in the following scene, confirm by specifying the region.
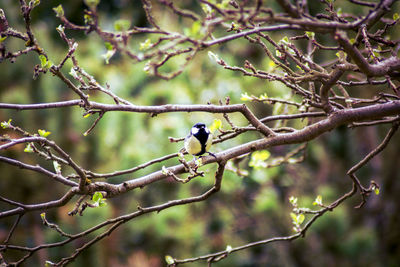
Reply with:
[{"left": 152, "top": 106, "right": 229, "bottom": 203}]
[{"left": 0, "top": 0, "right": 399, "bottom": 266}]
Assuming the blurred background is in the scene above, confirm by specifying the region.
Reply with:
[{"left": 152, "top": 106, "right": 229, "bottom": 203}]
[{"left": 0, "top": 0, "right": 399, "bottom": 266}]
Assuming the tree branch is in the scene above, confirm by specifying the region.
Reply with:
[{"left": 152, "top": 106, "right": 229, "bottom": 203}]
[{"left": 86, "top": 100, "right": 400, "bottom": 198}]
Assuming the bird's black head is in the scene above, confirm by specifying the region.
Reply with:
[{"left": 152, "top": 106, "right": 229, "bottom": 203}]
[
  {"left": 191, "top": 123, "right": 209, "bottom": 137},
  {"left": 193, "top": 123, "right": 206, "bottom": 129}
]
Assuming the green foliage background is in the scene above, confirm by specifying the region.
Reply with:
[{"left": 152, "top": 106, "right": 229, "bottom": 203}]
[{"left": 0, "top": 0, "right": 399, "bottom": 266}]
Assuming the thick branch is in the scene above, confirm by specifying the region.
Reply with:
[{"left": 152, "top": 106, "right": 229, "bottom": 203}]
[
  {"left": 356, "top": 0, "right": 397, "bottom": 29},
  {"left": 336, "top": 31, "right": 400, "bottom": 77},
  {"left": 89, "top": 100, "right": 400, "bottom": 198},
  {"left": 320, "top": 68, "right": 344, "bottom": 114}
]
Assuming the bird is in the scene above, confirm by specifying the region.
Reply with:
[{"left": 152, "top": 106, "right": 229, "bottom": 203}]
[{"left": 184, "top": 123, "right": 215, "bottom": 160}]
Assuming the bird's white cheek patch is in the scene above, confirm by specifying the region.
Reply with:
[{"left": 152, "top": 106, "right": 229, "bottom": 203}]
[{"left": 191, "top": 127, "right": 199, "bottom": 135}]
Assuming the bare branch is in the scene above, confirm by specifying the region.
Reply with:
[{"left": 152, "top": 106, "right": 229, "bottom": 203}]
[
  {"left": 347, "top": 121, "right": 399, "bottom": 175},
  {"left": 1, "top": 1, "right": 399, "bottom": 264},
  {"left": 0, "top": 189, "right": 77, "bottom": 219}
]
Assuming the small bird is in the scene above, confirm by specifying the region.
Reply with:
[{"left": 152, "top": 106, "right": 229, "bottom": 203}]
[{"left": 184, "top": 123, "right": 214, "bottom": 159}]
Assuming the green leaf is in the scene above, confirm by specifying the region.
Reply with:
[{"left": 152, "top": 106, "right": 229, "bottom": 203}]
[
  {"left": 114, "top": 19, "right": 131, "bottom": 32},
  {"left": 281, "top": 36, "right": 290, "bottom": 44},
  {"left": 267, "top": 60, "right": 276, "bottom": 71},
  {"left": 195, "top": 157, "right": 203, "bottom": 166},
  {"left": 335, "top": 51, "right": 347, "bottom": 59},
  {"left": 30, "top": 0, "right": 40, "bottom": 8},
  {"left": 374, "top": 188, "right": 380, "bottom": 195},
  {"left": 1, "top": 119, "right": 12, "bottom": 129},
  {"left": 258, "top": 93, "right": 268, "bottom": 100},
  {"left": 231, "top": 22, "right": 239, "bottom": 31},
  {"left": 47, "top": 60, "right": 53, "bottom": 68},
  {"left": 56, "top": 25, "right": 65, "bottom": 34},
  {"left": 289, "top": 196, "right": 297, "bottom": 206},
  {"left": 297, "top": 214, "right": 305, "bottom": 224},
  {"left": 0, "top": 36, "right": 7, "bottom": 43},
  {"left": 305, "top": 31, "right": 315, "bottom": 39},
  {"left": 290, "top": 212, "right": 305, "bottom": 225},
  {"left": 53, "top": 4, "right": 64, "bottom": 18},
  {"left": 45, "top": 261, "right": 55, "bottom": 267},
  {"left": 98, "top": 199, "right": 107, "bottom": 207},
  {"left": 372, "top": 50, "right": 380, "bottom": 59},
  {"left": 201, "top": 3, "right": 213, "bottom": 15},
  {"left": 191, "top": 21, "right": 201, "bottom": 36},
  {"left": 216, "top": 0, "right": 230, "bottom": 9},
  {"left": 39, "top": 55, "right": 47, "bottom": 67},
  {"left": 337, "top": 7, "right": 342, "bottom": 16},
  {"left": 38, "top": 129, "right": 51, "bottom": 137},
  {"left": 313, "top": 195, "right": 323, "bottom": 206},
  {"left": 240, "top": 92, "right": 252, "bottom": 101},
  {"left": 92, "top": 192, "right": 103, "bottom": 203},
  {"left": 39, "top": 55, "right": 52, "bottom": 69},
  {"left": 393, "top": 13, "right": 399, "bottom": 21},
  {"left": 253, "top": 150, "right": 270, "bottom": 161},
  {"left": 102, "top": 49, "right": 115, "bottom": 64},
  {"left": 372, "top": 184, "right": 380, "bottom": 195},
  {"left": 84, "top": 14, "right": 94, "bottom": 25},
  {"left": 184, "top": 21, "right": 203, "bottom": 38},
  {"left": 290, "top": 212, "right": 297, "bottom": 222},
  {"left": 102, "top": 42, "right": 115, "bottom": 64},
  {"left": 84, "top": 0, "right": 100, "bottom": 9},
  {"left": 24, "top": 143, "right": 34, "bottom": 153},
  {"left": 53, "top": 161, "right": 61, "bottom": 174},
  {"left": 287, "top": 47, "right": 296, "bottom": 56},
  {"left": 209, "top": 119, "right": 222, "bottom": 133},
  {"left": 139, "top": 38, "right": 152, "bottom": 51},
  {"left": 165, "top": 255, "right": 175, "bottom": 265},
  {"left": 277, "top": 36, "right": 295, "bottom": 55},
  {"left": 92, "top": 192, "right": 107, "bottom": 207},
  {"left": 249, "top": 150, "right": 271, "bottom": 169}
]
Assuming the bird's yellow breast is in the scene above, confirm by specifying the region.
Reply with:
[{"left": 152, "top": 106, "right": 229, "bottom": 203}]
[{"left": 185, "top": 135, "right": 202, "bottom": 155}]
